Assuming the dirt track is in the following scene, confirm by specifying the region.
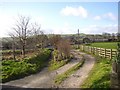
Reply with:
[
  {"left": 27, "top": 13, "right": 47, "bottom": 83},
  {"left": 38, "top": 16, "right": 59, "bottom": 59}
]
[
  {"left": 3, "top": 50, "right": 84, "bottom": 88},
  {"left": 58, "top": 51, "right": 95, "bottom": 88}
]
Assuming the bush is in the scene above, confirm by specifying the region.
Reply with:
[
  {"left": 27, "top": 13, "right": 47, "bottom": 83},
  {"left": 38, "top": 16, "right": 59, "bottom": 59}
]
[
  {"left": 48, "top": 49, "right": 72, "bottom": 71},
  {"left": 2, "top": 49, "right": 51, "bottom": 83}
]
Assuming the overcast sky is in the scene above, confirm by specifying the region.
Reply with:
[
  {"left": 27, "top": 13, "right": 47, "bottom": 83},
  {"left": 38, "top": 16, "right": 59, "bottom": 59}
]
[{"left": 0, "top": 1, "right": 118, "bottom": 37}]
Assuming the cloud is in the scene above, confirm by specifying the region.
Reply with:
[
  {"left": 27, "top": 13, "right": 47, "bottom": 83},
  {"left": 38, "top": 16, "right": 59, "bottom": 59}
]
[
  {"left": 93, "top": 12, "right": 117, "bottom": 21},
  {"left": 103, "top": 12, "right": 117, "bottom": 20},
  {"left": 79, "top": 24, "right": 118, "bottom": 34},
  {"left": 94, "top": 16, "right": 101, "bottom": 20},
  {"left": 60, "top": 6, "right": 88, "bottom": 18}
]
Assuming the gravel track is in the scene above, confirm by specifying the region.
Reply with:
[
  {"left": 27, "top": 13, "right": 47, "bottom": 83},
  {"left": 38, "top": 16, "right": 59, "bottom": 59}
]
[
  {"left": 58, "top": 51, "right": 95, "bottom": 88},
  {"left": 2, "top": 50, "right": 83, "bottom": 88}
]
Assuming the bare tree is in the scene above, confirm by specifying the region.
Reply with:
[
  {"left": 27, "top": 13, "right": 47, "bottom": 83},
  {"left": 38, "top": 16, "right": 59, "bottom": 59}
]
[
  {"left": 32, "top": 23, "right": 48, "bottom": 50},
  {"left": 12, "top": 15, "right": 31, "bottom": 58},
  {"left": 32, "top": 23, "right": 41, "bottom": 50},
  {"left": 57, "top": 39, "right": 71, "bottom": 59},
  {"left": 49, "top": 35, "right": 71, "bottom": 60},
  {"left": 49, "top": 35, "right": 62, "bottom": 49}
]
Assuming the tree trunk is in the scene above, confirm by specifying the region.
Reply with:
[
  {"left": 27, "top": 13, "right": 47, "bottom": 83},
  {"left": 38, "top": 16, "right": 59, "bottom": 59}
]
[
  {"left": 22, "top": 44, "right": 25, "bottom": 59},
  {"left": 12, "top": 41, "right": 16, "bottom": 60}
]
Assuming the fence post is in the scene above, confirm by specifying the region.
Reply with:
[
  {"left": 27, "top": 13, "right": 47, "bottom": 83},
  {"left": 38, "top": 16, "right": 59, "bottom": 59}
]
[
  {"left": 96, "top": 47, "right": 98, "bottom": 55},
  {"left": 98, "top": 48, "right": 100, "bottom": 56},
  {"left": 83, "top": 45, "right": 85, "bottom": 51},
  {"left": 90, "top": 47, "right": 92, "bottom": 54},
  {"left": 91, "top": 47, "right": 93, "bottom": 54},
  {"left": 104, "top": 48, "right": 106, "bottom": 58},
  {"left": 110, "top": 49, "right": 112, "bottom": 59},
  {"left": 92, "top": 47, "right": 94, "bottom": 54},
  {"left": 82, "top": 45, "right": 84, "bottom": 51},
  {"left": 99, "top": 48, "right": 101, "bottom": 57},
  {"left": 95, "top": 47, "right": 97, "bottom": 55},
  {"left": 93, "top": 47, "right": 95, "bottom": 54},
  {"left": 81, "top": 45, "right": 83, "bottom": 51},
  {"left": 94, "top": 47, "right": 96, "bottom": 55}
]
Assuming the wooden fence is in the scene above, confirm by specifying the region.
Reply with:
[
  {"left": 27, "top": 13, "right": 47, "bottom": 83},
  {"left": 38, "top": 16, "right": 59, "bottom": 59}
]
[{"left": 73, "top": 45, "right": 117, "bottom": 60}]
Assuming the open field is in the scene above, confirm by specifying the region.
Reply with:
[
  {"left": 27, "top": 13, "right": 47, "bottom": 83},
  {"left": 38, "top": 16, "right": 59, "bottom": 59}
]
[{"left": 87, "top": 42, "right": 118, "bottom": 49}]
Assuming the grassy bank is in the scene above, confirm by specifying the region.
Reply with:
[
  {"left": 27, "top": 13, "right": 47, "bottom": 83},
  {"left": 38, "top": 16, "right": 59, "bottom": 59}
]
[
  {"left": 48, "top": 50, "right": 73, "bottom": 71},
  {"left": 2, "top": 49, "right": 51, "bottom": 83},
  {"left": 80, "top": 56, "right": 112, "bottom": 88},
  {"left": 87, "top": 42, "right": 117, "bottom": 49},
  {"left": 54, "top": 58, "right": 85, "bottom": 85},
  {"left": 48, "top": 60, "right": 69, "bottom": 71}
]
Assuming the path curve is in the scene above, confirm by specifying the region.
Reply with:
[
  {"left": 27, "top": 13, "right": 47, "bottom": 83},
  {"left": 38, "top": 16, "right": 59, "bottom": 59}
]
[
  {"left": 58, "top": 50, "right": 95, "bottom": 88},
  {"left": 2, "top": 50, "right": 83, "bottom": 88}
]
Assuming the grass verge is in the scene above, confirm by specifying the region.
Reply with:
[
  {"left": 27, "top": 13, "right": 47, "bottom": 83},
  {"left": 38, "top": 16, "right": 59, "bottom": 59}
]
[
  {"left": 2, "top": 49, "right": 51, "bottom": 83},
  {"left": 48, "top": 59, "right": 69, "bottom": 71},
  {"left": 80, "top": 55, "right": 112, "bottom": 88},
  {"left": 48, "top": 50, "right": 73, "bottom": 71},
  {"left": 54, "top": 57, "right": 85, "bottom": 85}
]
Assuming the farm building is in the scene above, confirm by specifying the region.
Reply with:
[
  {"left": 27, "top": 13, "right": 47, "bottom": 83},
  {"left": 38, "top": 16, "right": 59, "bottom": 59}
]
[{"left": 67, "top": 34, "right": 118, "bottom": 45}]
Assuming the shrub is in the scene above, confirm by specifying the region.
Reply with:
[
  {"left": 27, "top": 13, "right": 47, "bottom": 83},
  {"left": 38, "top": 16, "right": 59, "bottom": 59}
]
[{"left": 2, "top": 49, "right": 51, "bottom": 83}]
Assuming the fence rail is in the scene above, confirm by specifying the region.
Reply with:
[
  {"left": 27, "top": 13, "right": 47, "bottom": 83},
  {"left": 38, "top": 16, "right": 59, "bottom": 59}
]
[{"left": 73, "top": 45, "right": 117, "bottom": 59}]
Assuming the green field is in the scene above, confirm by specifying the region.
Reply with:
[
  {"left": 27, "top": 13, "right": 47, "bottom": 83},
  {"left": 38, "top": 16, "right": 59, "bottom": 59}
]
[{"left": 87, "top": 42, "right": 118, "bottom": 49}]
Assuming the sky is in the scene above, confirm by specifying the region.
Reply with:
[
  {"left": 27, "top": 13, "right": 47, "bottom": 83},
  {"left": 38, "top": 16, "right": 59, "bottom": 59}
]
[{"left": 0, "top": 1, "right": 118, "bottom": 37}]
